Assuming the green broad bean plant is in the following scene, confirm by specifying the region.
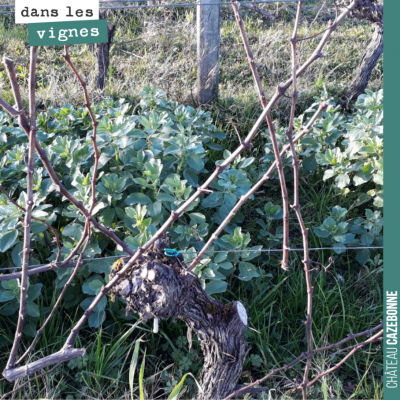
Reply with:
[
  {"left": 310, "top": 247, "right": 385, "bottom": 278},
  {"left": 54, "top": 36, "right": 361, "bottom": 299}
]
[
  {"left": 0, "top": 87, "right": 383, "bottom": 334},
  {"left": 0, "top": 86, "right": 257, "bottom": 331},
  {"left": 300, "top": 89, "right": 383, "bottom": 208},
  {"left": 313, "top": 206, "right": 383, "bottom": 265}
]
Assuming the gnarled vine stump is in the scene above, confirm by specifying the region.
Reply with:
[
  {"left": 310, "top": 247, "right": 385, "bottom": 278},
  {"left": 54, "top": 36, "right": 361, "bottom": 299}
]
[
  {"left": 338, "top": 0, "right": 383, "bottom": 101},
  {"left": 110, "top": 235, "right": 249, "bottom": 400},
  {"left": 95, "top": 13, "right": 116, "bottom": 91}
]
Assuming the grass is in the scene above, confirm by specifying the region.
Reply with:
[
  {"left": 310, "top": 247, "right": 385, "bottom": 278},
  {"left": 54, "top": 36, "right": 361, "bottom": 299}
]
[
  {"left": 0, "top": 221, "right": 382, "bottom": 398},
  {"left": 0, "top": 2, "right": 383, "bottom": 399},
  {"left": 0, "top": 2, "right": 382, "bottom": 134},
  {"left": 0, "top": 175, "right": 383, "bottom": 398}
]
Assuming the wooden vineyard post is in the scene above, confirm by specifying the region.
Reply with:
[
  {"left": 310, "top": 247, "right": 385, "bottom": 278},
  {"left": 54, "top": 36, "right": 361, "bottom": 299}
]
[{"left": 197, "top": 0, "right": 221, "bottom": 104}]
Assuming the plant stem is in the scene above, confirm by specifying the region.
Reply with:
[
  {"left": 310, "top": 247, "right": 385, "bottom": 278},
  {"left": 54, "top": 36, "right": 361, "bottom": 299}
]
[
  {"left": 14, "top": 45, "right": 102, "bottom": 366},
  {"left": 231, "top": 0, "right": 290, "bottom": 270},
  {"left": 62, "top": 45, "right": 99, "bottom": 215},
  {"left": 16, "top": 222, "right": 91, "bottom": 365},
  {"left": 285, "top": 3, "right": 314, "bottom": 398},
  {"left": 188, "top": 102, "right": 326, "bottom": 271},
  {"left": 306, "top": 329, "right": 383, "bottom": 387},
  {"left": 6, "top": 46, "right": 38, "bottom": 370},
  {"left": 222, "top": 323, "right": 383, "bottom": 400}
]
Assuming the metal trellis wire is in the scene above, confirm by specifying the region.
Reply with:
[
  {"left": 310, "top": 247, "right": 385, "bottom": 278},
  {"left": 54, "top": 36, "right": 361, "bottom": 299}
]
[
  {"left": 0, "top": 246, "right": 383, "bottom": 272},
  {"left": 0, "top": 1, "right": 313, "bottom": 15}
]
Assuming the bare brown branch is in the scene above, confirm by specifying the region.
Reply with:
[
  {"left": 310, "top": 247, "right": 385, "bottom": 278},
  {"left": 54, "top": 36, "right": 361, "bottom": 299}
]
[
  {"left": 222, "top": 323, "right": 382, "bottom": 400},
  {"left": 5, "top": 46, "right": 38, "bottom": 370},
  {"left": 188, "top": 102, "right": 327, "bottom": 271},
  {"left": 306, "top": 329, "right": 383, "bottom": 387},
  {"left": 240, "top": 3, "right": 275, "bottom": 20},
  {"left": 231, "top": 0, "right": 290, "bottom": 270},
  {"left": 2, "top": 56, "right": 30, "bottom": 133},
  {"left": 284, "top": 2, "right": 315, "bottom": 398},
  {"left": 0, "top": 261, "right": 80, "bottom": 283},
  {"left": 188, "top": 0, "right": 357, "bottom": 273},
  {"left": 2, "top": 348, "right": 85, "bottom": 382},
  {"left": 13, "top": 45, "right": 102, "bottom": 367},
  {"left": 0, "top": 98, "right": 20, "bottom": 117},
  {"left": 16, "top": 223, "right": 91, "bottom": 366},
  {"left": 282, "top": 0, "right": 358, "bottom": 88},
  {"left": 62, "top": 45, "right": 100, "bottom": 215}
]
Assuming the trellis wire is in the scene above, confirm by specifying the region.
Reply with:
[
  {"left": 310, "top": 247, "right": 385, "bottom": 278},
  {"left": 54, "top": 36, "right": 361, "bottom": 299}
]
[
  {"left": 0, "top": 246, "right": 383, "bottom": 272},
  {"left": 100, "top": 0, "right": 311, "bottom": 10},
  {"left": 0, "top": 0, "right": 312, "bottom": 15},
  {"left": 0, "top": 0, "right": 311, "bottom": 4}
]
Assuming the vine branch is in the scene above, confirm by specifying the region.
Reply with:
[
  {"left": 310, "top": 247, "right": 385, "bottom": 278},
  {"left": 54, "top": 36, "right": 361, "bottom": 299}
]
[
  {"left": 284, "top": 2, "right": 316, "bottom": 398},
  {"left": 188, "top": 102, "right": 327, "bottom": 271},
  {"left": 187, "top": 0, "right": 357, "bottom": 271},
  {"left": 223, "top": 323, "right": 383, "bottom": 399},
  {"left": 14, "top": 44, "right": 101, "bottom": 367},
  {"left": 306, "top": 329, "right": 383, "bottom": 387},
  {"left": 231, "top": 0, "right": 290, "bottom": 270},
  {"left": 16, "top": 223, "right": 91, "bottom": 366},
  {"left": 62, "top": 45, "right": 100, "bottom": 215},
  {"left": 5, "top": 46, "right": 38, "bottom": 370},
  {"left": 0, "top": 261, "right": 81, "bottom": 282}
]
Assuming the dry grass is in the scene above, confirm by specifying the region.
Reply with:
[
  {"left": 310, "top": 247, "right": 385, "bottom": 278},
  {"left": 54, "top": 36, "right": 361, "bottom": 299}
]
[{"left": 0, "top": 2, "right": 382, "bottom": 126}]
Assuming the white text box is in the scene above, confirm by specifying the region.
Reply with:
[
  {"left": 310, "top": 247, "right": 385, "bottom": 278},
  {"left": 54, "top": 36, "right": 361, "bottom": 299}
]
[{"left": 15, "top": 0, "right": 99, "bottom": 24}]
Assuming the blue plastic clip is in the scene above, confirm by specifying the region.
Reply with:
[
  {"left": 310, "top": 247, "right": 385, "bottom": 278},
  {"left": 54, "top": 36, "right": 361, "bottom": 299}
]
[{"left": 165, "top": 248, "right": 180, "bottom": 257}]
